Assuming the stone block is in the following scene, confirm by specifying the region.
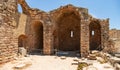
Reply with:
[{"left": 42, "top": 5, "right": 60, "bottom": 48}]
[
  {"left": 115, "top": 63, "right": 120, "bottom": 70},
  {"left": 87, "top": 54, "right": 97, "bottom": 60},
  {"left": 115, "top": 53, "right": 120, "bottom": 58},
  {"left": 18, "top": 47, "right": 27, "bottom": 57}
]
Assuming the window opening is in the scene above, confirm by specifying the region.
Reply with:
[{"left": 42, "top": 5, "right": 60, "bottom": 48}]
[
  {"left": 92, "top": 30, "right": 94, "bottom": 36},
  {"left": 71, "top": 30, "right": 74, "bottom": 37}
]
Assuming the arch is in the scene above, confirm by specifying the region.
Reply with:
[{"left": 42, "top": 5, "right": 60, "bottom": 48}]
[
  {"left": 55, "top": 11, "right": 81, "bottom": 51},
  {"left": 32, "top": 21, "right": 43, "bottom": 50},
  {"left": 18, "top": 34, "right": 27, "bottom": 48},
  {"left": 89, "top": 21, "right": 101, "bottom": 51}
]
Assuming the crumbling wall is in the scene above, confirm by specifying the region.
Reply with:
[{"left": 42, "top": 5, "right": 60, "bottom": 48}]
[
  {"left": 13, "top": 13, "right": 28, "bottom": 51},
  {"left": 51, "top": 6, "right": 81, "bottom": 51},
  {"left": 0, "top": 0, "right": 18, "bottom": 63},
  {"left": 50, "top": 5, "right": 90, "bottom": 57},
  {"left": 17, "top": 0, "right": 53, "bottom": 54},
  {"left": 109, "top": 29, "right": 120, "bottom": 39},
  {"left": 100, "top": 19, "right": 109, "bottom": 49},
  {"left": 14, "top": 13, "right": 27, "bottom": 37},
  {"left": 109, "top": 29, "right": 120, "bottom": 53},
  {"left": 17, "top": 0, "right": 109, "bottom": 57},
  {"left": 0, "top": 0, "right": 110, "bottom": 64}
]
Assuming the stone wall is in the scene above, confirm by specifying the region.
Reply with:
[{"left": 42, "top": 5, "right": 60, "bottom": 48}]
[
  {"left": 0, "top": 0, "right": 110, "bottom": 64},
  {"left": 14, "top": 13, "right": 27, "bottom": 37},
  {"left": 49, "top": 5, "right": 90, "bottom": 57},
  {"left": 109, "top": 29, "right": 120, "bottom": 39},
  {"left": 18, "top": 0, "right": 109, "bottom": 57},
  {"left": 109, "top": 29, "right": 120, "bottom": 53},
  {"left": 0, "top": 0, "right": 18, "bottom": 63},
  {"left": 19, "top": 0, "right": 109, "bottom": 57}
]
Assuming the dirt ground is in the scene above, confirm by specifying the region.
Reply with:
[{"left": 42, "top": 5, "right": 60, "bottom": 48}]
[
  {"left": 0, "top": 55, "right": 115, "bottom": 70},
  {"left": 0, "top": 55, "right": 78, "bottom": 70}
]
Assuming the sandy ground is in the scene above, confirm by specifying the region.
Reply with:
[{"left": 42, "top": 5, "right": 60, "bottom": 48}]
[
  {"left": 0, "top": 55, "right": 78, "bottom": 70},
  {"left": 0, "top": 55, "right": 115, "bottom": 70},
  {"left": 25, "top": 55, "right": 78, "bottom": 70}
]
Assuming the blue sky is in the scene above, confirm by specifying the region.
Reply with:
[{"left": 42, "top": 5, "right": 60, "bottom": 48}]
[{"left": 18, "top": 0, "right": 120, "bottom": 29}]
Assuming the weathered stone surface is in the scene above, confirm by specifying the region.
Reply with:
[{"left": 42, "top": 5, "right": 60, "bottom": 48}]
[
  {"left": 0, "top": 0, "right": 110, "bottom": 64},
  {"left": 0, "top": 0, "right": 18, "bottom": 64},
  {"left": 115, "top": 63, "right": 120, "bottom": 70},
  {"left": 109, "top": 29, "right": 120, "bottom": 53},
  {"left": 87, "top": 54, "right": 97, "bottom": 60},
  {"left": 18, "top": 47, "right": 27, "bottom": 57},
  {"left": 109, "top": 29, "right": 120, "bottom": 39},
  {"left": 17, "top": 0, "right": 109, "bottom": 57}
]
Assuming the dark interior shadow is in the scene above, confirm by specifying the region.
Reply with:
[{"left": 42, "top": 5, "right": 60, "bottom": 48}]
[{"left": 28, "top": 49, "right": 81, "bottom": 58}]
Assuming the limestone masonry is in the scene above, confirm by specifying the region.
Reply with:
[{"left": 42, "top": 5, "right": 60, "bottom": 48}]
[
  {"left": 109, "top": 29, "right": 120, "bottom": 39},
  {"left": 0, "top": 0, "right": 111, "bottom": 63}
]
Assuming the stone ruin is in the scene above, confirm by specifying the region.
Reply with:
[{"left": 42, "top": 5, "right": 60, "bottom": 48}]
[
  {"left": 109, "top": 29, "right": 120, "bottom": 40},
  {"left": 0, "top": 0, "right": 110, "bottom": 63},
  {"left": 109, "top": 29, "right": 120, "bottom": 53}
]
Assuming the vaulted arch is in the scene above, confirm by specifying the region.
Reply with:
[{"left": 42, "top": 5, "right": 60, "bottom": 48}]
[
  {"left": 32, "top": 21, "right": 43, "bottom": 50},
  {"left": 55, "top": 10, "right": 81, "bottom": 51},
  {"left": 18, "top": 34, "right": 27, "bottom": 48}
]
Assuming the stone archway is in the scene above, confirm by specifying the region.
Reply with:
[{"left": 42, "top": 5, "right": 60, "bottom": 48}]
[
  {"left": 18, "top": 34, "right": 27, "bottom": 48},
  {"left": 89, "top": 21, "right": 101, "bottom": 51},
  {"left": 56, "top": 11, "right": 81, "bottom": 51},
  {"left": 32, "top": 21, "right": 43, "bottom": 51}
]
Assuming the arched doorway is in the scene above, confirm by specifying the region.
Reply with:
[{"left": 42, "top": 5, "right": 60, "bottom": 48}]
[
  {"left": 57, "top": 11, "right": 80, "bottom": 51},
  {"left": 32, "top": 21, "right": 43, "bottom": 51},
  {"left": 89, "top": 21, "right": 101, "bottom": 51},
  {"left": 18, "top": 34, "right": 27, "bottom": 48}
]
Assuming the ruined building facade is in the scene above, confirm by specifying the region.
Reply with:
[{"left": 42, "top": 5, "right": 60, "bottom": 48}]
[{"left": 0, "top": 0, "right": 109, "bottom": 63}]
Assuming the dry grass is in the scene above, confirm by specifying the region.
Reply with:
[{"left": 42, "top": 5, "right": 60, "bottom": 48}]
[{"left": 77, "top": 62, "right": 89, "bottom": 70}]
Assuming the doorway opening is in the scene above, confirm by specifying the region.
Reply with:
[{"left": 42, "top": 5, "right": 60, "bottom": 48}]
[
  {"left": 89, "top": 21, "right": 101, "bottom": 51},
  {"left": 18, "top": 34, "right": 27, "bottom": 48},
  {"left": 32, "top": 21, "right": 43, "bottom": 53},
  {"left": 55, "top": 11, "right": 81, "bottom": 56}
]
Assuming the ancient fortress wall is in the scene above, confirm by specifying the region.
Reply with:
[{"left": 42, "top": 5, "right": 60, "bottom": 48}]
[
  {"left": 0, "top": 0, "right": 110, "bottom": 64},
  {"left": 0, "top": 0, "right": 18, "bottom": 63}
]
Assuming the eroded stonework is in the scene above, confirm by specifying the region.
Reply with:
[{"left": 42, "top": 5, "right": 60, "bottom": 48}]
[
  {"left": 0, "top": 0, "right": 18, "bottom": 63},
  {"left": 0, "top": 0, "right": 110, "bottom": 63},
  {"left": 109, "top": 29, "right": 120, "bottom": 53},
  {"left": 17, "top": 0, "right": 109, "bottom": 56},
  {"left": 109, "top": 29, "right": 120, "bottom": 39}
]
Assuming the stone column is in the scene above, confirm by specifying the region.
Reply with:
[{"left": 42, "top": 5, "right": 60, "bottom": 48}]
[
  {"left": 100, "top": 19, "right": 109, "bottom": 48},
  {"left": 43, "top": 24, "right": 53, "bottom": 55},
  {"left": 80, "top": 20, "right": 89, "bottom": 57}
]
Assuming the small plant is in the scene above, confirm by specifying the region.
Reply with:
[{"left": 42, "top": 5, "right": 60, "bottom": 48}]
[{"left": 77, "top": 62, "right": 88, "bottom": 70}]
